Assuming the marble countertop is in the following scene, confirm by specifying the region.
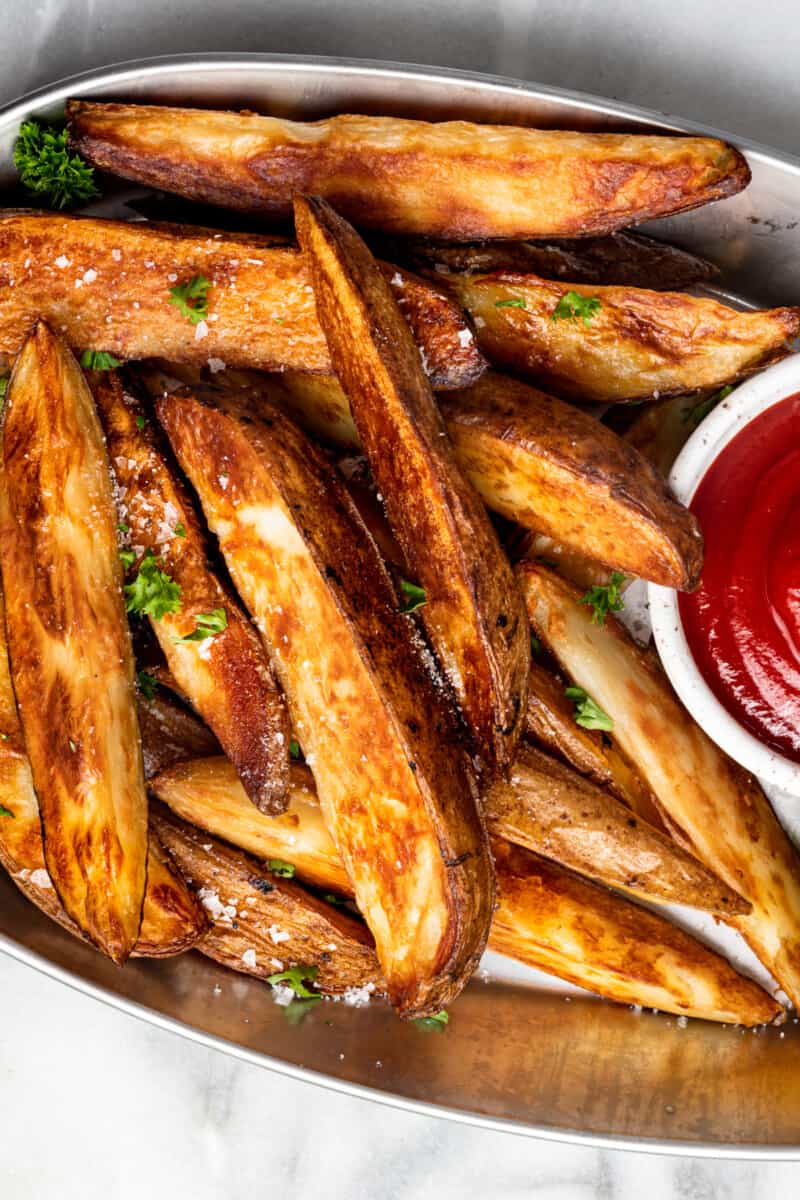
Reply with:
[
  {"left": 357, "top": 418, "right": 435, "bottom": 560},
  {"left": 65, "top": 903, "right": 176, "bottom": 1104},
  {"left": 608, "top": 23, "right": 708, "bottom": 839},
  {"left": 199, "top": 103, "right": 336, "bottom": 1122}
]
[{"left": 3, "top": 2, "right": 800, "bottom": 1195}]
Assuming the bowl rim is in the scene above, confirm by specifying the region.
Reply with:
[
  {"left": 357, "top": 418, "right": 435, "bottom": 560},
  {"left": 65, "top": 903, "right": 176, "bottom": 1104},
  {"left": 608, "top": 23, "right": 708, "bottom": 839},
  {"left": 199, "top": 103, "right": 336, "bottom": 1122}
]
[{"left": 648, "top": 354, "right": 800, "bottom": 794}]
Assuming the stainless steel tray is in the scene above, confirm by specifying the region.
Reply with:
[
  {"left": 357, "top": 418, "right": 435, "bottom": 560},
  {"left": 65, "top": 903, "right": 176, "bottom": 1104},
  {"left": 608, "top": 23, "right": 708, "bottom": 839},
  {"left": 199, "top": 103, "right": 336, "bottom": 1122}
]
[{"left": 1, "top": 54, "right": 799, "bottom": 1158}]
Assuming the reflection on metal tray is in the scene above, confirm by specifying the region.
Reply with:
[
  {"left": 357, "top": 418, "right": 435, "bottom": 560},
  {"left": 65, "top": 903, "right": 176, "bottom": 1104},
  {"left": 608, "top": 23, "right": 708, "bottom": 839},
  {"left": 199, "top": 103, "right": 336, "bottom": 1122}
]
[{"left": 1, "top": 55, "right": 799, "bottom": 1158}]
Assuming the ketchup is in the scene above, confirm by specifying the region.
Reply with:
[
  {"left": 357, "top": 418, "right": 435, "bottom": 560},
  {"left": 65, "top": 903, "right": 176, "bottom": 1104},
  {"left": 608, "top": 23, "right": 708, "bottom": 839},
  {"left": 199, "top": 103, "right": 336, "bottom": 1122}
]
[{"left": 679, "top": 393, "right": 800, "bottom": 762}]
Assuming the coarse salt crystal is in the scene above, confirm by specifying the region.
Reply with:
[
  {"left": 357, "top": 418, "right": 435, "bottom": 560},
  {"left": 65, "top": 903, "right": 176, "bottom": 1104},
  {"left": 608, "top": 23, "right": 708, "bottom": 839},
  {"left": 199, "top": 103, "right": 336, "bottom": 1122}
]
[
  {"left": 82, "top": 268, "right": 97, "bottom": 284},
  {"left": 29, "top": 868, "right": 52, "bottom": 889},
  {"left": 54, "top": 256, "right": 71, "bottom": 268},
  {"left": 111, "top": 249, "right": 122, "bottom": 261},
  {"left": 342, "top": 982, "right": 375, "bottom": 1008},
  {"left": 242, "top": 949, "right": 257, "bottom": 969},
  {"left": 268, "top": 925, "right": 291, "bottom": 944},
  {"left": 195, "top": 320, "right": 209, "bottom": 341},
  {"left": 271, "top": 984, "right": 296, "bottom": 1007},
  {"left": 457, "top": 328, "right": 473, "bottom": 347},
  {"left": 207, "top": 357, "right": 226, "bottom": 373}
]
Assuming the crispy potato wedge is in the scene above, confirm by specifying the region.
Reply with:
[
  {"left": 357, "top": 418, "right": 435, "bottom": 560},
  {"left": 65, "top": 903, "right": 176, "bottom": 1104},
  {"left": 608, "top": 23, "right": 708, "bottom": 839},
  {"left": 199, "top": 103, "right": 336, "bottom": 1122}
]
[
  {"left": 520, "top": 562, "right": 800, "bottom": 1007},
  {"left": 0, "top": 323, "right": 148, "bottom": 963},
  {"left": 66, "top": 101, "right": 750, "bottom": 239},
  {"left": 91, "top": 368, "right": 291, "bottom": 813},
  {"left": 0, "top": 213, "right": 482, "bottom": 389},
  {"left": 504, "top": 529, "right": 614, "bottom": 592},
  {"left": 446, "top": 271, "right": 800, "bottom": 404},
  {"left": 136, "top": 688, "right": 221, "bottom": 779},
  {"left": 618, "top": 392, "right": 712, "bottom": 477},
  {"left": 439, "top": 372, "right": 703, "bottom": 589},
  {"left": 395, "top": 230, "right": 720, "bottom": 290},
  {"left": 152, "top": 755, "right": 775, "bottom": 1024},
  {"left": 485, "top": 744, "right": 747, "bottom": 914},
  {"left": 295, "top": 196, "right": 529, "bottom": 773},
  {"left": 156, "top": 389, "right": 493, "bottom": 1017},
  {"left": 152, "top": 804, "right": 384, "bottom": 996},
  {"left": 151, "top": 756, "right": 353, "bottom": 895},
  {"left": 491, "top": 842, "right": 778, "bottom": 1027}
]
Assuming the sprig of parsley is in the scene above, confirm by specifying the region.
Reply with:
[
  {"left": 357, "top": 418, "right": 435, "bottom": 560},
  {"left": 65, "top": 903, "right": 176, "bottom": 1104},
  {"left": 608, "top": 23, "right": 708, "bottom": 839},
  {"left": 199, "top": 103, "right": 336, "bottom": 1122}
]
[
  {"left": 579, "top": 572, "right": 626, "bottom": 626},
  {"left": 681, "top": 385, "right": 733, "bottom": 429},
  {"left": 494, "top": 297, "right": 527, "bottom": 309},
  {"left": 289, "top": 738, "right": 301, "bottom": 760},
  {"left": 551, "top": 291, "right": 602, "bottom": 327},
  {"left": 168, "top": 275, "right": 211, "bottom": 325},
  {"left": 124, "top": 550, "right": 183, "bottom": 619},
  {"left": 267, "top": 964, "right": 320, "bottom": 999},
  {"left": 266, "top": 858, "right": 296, "bottom": 879},
  {"left": 14, "top": 120, "right": 99, "bottom": 209},
  {"left": 565, "top": 686, "right": 614, "bottom": 732},
  {"left": 136, "top": 671, "right": 158, "bottom": 701},
  {"left": 174, "top": 522, "right": 187, "bottom": 538},
  {"left": 399, "top": 579, "right": 427, "bottom": 614},
  {"left": 173, "top": 608, "right": 227, "bottom": 643},
  {"left": 0, "top": 804, "right": 14, "bottom": 818},
  {"left": 80, "top": 350, "right": 121, "bottom": 371},
  {"left": 413, "top": 1009, "right": 449, "bottom": 1032}
]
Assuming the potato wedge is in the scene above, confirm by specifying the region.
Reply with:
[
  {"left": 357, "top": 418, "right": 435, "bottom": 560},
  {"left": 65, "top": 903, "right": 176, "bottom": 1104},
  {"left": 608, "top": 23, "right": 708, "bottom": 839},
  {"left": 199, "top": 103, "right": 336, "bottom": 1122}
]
[
  {"left": 152, "top": 803, "right": 384, "bottom": 996},
  {"left": 485, "top": 744, "right": 747, "bottom": 914},
  {"left": 439, "top": 372, "right": 703, "bottom": 589},
  {"left": 0, "top": 323, "right": 148, "bottom": 963},
  {"left": 295, "top": 195, "right": 529, "bottom": 773},
  {"left": 91, "top": 368, "right": 291, "bottom": 813},
  {"left": 519, "top": 562, "right": 800, "bottom": 1006},
  {"left": 136, "top": 688, "right": 221, "bottom": 779},
  {"left": 66, "top": 101, "right": 750, "bottom": 239},
  {"left": 395, "top": 230, "right": 720, "bottom": 290},
  {"left": 151, "top": 755, "right": 777, "bottom": 1024},
  {"left": 504, "top": 529, "right": 614, "bottom": 592},
  {"left": 446, "top": 271, "right": 800, "bottom": 403},
  {"left": 0, "top": 213, "right": 482, "bottom": 389},
  {"left": 618, "top": 392, "right": 712, "bottom": 477},
  {"left": 156, "top": 389, "right": 493, "bottom": 1016},
  {"left": 491, "top": 841, "right": 778, "bottom": 1027}
]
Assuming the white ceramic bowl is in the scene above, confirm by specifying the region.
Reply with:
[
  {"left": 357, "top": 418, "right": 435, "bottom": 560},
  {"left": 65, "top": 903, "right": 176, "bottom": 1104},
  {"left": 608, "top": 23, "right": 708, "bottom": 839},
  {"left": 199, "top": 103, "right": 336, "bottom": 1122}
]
[{"left": 649, "top": 355, "right": 800, "bottom": 796}]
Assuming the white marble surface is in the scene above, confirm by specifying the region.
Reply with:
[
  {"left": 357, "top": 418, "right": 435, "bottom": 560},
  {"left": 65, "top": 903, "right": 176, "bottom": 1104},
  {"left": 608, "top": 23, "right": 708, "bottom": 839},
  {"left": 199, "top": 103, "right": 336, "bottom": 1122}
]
[{"left": 3, "top": 2, "right": 800, "bottom": 1195}]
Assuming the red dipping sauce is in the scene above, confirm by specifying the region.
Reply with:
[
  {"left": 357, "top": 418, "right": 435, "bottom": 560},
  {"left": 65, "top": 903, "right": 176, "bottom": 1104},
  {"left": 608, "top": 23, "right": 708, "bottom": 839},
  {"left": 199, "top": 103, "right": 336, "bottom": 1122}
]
[{"left": 679, "top": 393, "right": 800, "bottom": 763}]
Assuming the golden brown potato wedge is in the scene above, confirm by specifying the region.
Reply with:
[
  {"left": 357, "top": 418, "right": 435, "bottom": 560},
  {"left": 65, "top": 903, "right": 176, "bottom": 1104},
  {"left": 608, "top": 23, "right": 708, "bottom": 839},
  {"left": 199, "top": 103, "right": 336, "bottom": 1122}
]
[
  {"left": 520, "top": 562, "right": 800, "bottom": 1007},
  {"left": 504, "top": 529, "right": 615, "bottom": 592},
  {"left": 618, "top": 392, "right": 714, "bottom": 477},
  {"left": 485, "top": 744, "right": 747, "bottom": 915},
  {"left": 491, "top": 841, "right": 779, "bottom": 1027},
  {"left": 136, "top": 688, "right": 221, "bottom": 779},
  {"left": 446, "top": 271, "right": 800, "bottom": 404},
  {"left": 439, "top": 372, "right": 703, "bottom": 589},
  {"left": 395, "top": 230, "right": 720, "bottom": 290},
  {"left": 0, "top": 323, "right": 148, "bottom": 963},
  {"left": 152, "top": 804, "right": 384, "bottom": 996},
  {"left": 295, "top": 195, "right": 529, "bottom": 773},
  {"left": 91, "top": 368, "right": 291, "bottom": 813},
  {"left": 156, "top": 389, "right": 493, "bottom": 1017},
  {"left": 151, "top": 755, "right": 776, "bottom": 1024},
  {"left": 66, "top": 101, "right": 750, "bottom": 239},
  {"left": 0, "top": 213, "right": 482, "bottom": 389}
]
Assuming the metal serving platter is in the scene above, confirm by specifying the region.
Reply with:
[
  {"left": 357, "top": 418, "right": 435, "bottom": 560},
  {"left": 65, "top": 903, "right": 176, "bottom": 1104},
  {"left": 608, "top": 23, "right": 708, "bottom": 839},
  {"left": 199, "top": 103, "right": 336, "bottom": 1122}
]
[{"left": 1, "top": 54, "right": 800, "bottom": 1158}]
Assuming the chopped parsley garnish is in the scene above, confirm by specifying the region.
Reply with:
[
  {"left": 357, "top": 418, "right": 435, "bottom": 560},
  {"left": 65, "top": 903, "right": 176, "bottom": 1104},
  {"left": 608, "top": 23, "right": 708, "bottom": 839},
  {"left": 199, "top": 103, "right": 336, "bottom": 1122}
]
[
  {"left": 579, "top": 572, "right": 626, "bottom": 626},
  {"left": 0, "top": 377, "right": 9, "bottom": 404},
  {"left": 530, "top": 633, "right": 541, "bottom": 658},
  {"left": 494, "top": 297, "right": 527, "bottom": 309},
  {"left": 399, "top": 579, "right": 427, "bottom": 614},
  {"left": 0, "top": 804, "right": 14, "bottom": 818},
  {"left": 136, "top": 671, "right": 158, "bottom": 701},
  {"left": 80, "top": 350, "right": 121, "bottom": 371},
  {"left": 322, "top": 892, "right": 345, "bottom": 908},
  {"left": 266, "top": 858, "right": 296, "bottom": 878},
  {"left": 117, "top": 522, "right": 129, "bottom": 534},
  {"left": 681, "top": 385, "right": 733, "bottom": 429},
  {"left": 124, "top": 549, "right": 182, "bottom": 619},
  {"left": 118, "top": 549, "right": 136, "bottom": 570},
  {"left": 551, "top": 290, "right": 602, "bottom": 327},
  {"left": 174, "top": 522, "right": 187, "bottom": 538},
  {"left": 565, "top": 686, "right": 614, "bottom": 732},
  {"left": 413, "top": 1009, "right": 449, "bottom": 1032},
  {"left": 267, "top": 963, "right": 320, "bottom": 999},
  {"left": 168, "top": 274, "right": 211, "bottom": 325},
  {"left": 135, "top": 414, "right": 146, "bottom": 430},
  {"left": 13, "top": 120, "right": 99, "bottom": 209},
  {"left": 173, "top": 607, "right": 227, "bottom": 643},
  {"left": 289, "top": 738, "right": 301, "bottom": 760}
]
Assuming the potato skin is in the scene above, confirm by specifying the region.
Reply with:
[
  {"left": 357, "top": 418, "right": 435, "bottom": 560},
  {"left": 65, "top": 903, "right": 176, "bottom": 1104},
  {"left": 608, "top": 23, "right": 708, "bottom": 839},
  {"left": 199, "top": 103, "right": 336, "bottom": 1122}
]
[
  {"left": 447, "top": 271, "right": 800, "bottom": 403},
  {"left": 91, "top": 369, "right": 291, "bottom": 813},
  {"left": 295, "top": 195, "right": 529, "bottom": 776},
  {"left": 0, "top": 323, "right": 148, "bottom": 963},
  {"left": 0, "top": 213, "right": 482, "bottom": 389},
  {"left": 67, "top": 101, "right": 750, "bottom": 240},
  {"left": 156, "top": 389, "right": 494, "bottom": 1017},
  {"left": 519, "top": 562, "right": 800, "bottom": 1009}
]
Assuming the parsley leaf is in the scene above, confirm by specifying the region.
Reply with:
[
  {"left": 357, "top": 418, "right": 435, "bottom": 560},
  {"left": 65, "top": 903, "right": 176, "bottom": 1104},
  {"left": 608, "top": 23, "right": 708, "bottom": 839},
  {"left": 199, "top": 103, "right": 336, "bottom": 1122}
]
[
  {"left": 0, "top": 804, "right": 14, "bottom": 818},
  {"left": 399, "top": 579, "right": 427, "bottom": 614},
  {"left": 289, "top": 738, "right": 301, "bottom": 760},
  {"left": 168, "top": 274, "right": 211, "bottom": 325},
  {"left": 135, "top": 414, "right": 146, "bottom": 430},
  {"left": 530, "top": 633, "right": 541, "bottom": 658},
  {"left": 579, "top": 572, "right": 626, "bottom": 626},
  {"left": 173, "top": 607, "right": 227, "bottom": 643},
  {"left": 80, "top": 349, "right": 121, "bottom": 371},
  {"left": 174, "top": 522, "right": 187, "bottom": 538},
  {"left": 124, "top": 550, "right": 183, "bottom": 619},
  {"left": 0, "top": 377, "right": 9, "bottom": 405},
  {"left": 494, "top": 297, "right": 527, "bottom": 309},
  {"left": 413, "top": 1010, "right": 449, "bottom": 1032},
  {"left": 681, "top": 385, "right": 733, "bottom": 429},
  {"left": 551, "top": 291, "right": 602, "bottom": 327},
  {"left": 266, "top": 858, "right": 296, "bottom": 878},
  {"left": 267, "top": 964, "right": 320, "bottom": 999},
  {"left": 118, "top": 549, "right": 136, "bottom": 570},
  {"left": 137, "top": 671, "right": 158, "bottom": 701},
  {"left": 117, "top": 522, "right": 129, "bottom": 534},
  {"left": 13, "top": 120, "right": 99, "bottom": 209},
  {"left": 565, "top": 686, "right": 614, "bottom": 732},
  {"left": 322, "top": 892, "right": 345, "bottom": 908}
]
